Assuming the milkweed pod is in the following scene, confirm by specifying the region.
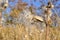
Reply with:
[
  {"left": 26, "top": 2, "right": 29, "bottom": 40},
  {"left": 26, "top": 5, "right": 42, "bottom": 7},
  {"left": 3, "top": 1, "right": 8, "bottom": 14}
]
[
  {"left": 4, "top": 3, "right": 8, "bottom": 8},
  {"left": 0, "top": 0, "right": 8, "bottom": 9},
  {"left": 4, "top": 0, "right": 8, "bottom": 8},
  {"left": 34, "top": 15, "right": 44, "bottom": 22}
]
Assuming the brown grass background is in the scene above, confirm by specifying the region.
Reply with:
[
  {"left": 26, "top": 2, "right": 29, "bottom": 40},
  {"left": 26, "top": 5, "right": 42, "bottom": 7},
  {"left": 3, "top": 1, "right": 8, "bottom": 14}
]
[{"left": 0, "top": 24, "right": 60, "bottom": 40}]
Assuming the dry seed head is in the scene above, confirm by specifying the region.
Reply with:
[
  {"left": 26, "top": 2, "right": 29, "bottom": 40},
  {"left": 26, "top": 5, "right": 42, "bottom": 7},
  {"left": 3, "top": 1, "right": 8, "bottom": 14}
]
[{"left": 47, "top": 2, "right": 54, "bottom": 8}]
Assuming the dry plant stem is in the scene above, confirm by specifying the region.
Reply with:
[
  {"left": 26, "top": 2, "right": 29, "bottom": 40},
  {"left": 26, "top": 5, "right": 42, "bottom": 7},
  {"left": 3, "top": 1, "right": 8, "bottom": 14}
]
[
  {"left": 45, "top": 15, "right": 50, "bottom": 40},
  {"left": 0, "top": 12, "right": 2, "bottom": 25},
  {"left": 46, "top": 24, "right": 50, "bottom": 40}
]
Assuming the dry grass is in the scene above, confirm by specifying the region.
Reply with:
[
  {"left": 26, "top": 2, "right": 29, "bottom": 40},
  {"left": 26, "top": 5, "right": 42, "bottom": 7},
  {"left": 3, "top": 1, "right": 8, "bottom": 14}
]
[{"left": 0, "top": 24, "right": 60, "bottom": 40}]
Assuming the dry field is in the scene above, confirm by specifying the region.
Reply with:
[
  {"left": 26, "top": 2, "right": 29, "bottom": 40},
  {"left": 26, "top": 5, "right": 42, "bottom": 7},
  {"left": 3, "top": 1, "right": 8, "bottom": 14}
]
[{"left": 0, "top": 24, "right": 60, "bottom": 40}]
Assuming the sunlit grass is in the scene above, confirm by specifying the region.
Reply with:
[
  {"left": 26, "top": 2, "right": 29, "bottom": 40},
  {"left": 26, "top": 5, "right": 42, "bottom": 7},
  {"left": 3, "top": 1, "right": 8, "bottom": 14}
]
[{"left": 0, "top": 24, "right": 60, "bottom": 40}]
